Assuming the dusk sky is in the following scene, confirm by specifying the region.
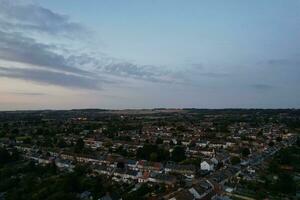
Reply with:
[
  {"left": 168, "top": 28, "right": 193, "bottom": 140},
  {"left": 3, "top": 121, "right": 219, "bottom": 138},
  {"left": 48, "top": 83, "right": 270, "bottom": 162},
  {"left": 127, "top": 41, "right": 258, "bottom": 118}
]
[{"left": 0, "top": 0, "right": 299, "bottom": 110}]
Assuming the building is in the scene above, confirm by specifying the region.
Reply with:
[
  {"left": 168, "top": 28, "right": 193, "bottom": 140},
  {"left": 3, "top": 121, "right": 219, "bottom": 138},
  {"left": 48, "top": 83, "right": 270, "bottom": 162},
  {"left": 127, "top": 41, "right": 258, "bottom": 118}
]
[{"left": 201, "top": 160, "right": 214, "bottom": 171}]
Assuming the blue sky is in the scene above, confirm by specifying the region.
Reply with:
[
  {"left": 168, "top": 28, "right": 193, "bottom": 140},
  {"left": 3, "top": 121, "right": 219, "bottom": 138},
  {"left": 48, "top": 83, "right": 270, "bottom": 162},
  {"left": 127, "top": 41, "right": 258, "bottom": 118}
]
[{"left": 0, "top": 0, "right": 299, "bottom": 109}]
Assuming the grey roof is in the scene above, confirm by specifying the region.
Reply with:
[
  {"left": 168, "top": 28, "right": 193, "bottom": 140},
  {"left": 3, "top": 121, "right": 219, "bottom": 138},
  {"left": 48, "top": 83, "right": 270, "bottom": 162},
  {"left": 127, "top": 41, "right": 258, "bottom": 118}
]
[
  {"left": 114, "top": 168, "right": 138, "bottom": 176},
  {"left": 165, "top": 163, "right": 196, "bottom": 171},
  {"left": 99, "top": 195, "right": 112, "bottom": 200},
  {"left": 153, "top": 173, "right": 176, "bottom": 182},
  {"left": 126, "top": 159, "right": 137, "bottom": 165},
  {"left": 169, "top": 189, "right": 194, "bottom": 200}
]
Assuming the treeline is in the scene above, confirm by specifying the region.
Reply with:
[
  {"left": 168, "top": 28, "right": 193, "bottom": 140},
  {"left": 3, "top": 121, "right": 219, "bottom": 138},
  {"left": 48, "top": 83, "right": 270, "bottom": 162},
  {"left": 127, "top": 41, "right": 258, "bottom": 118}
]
[{"left": 0, "top": 153, "right": 119, "bottom": 200}]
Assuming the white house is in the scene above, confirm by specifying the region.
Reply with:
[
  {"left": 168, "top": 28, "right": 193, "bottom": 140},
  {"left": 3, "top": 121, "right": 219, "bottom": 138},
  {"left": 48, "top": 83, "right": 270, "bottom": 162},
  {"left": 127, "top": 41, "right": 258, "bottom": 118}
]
[
  {"left": 55, "top": 159, "right": 74, "bottom": 171},
  {"left": 200, "top": 160, "right": 214, "bottom": 171},
  {"left": 113, "top": 169, "right": 138, "bottom": 183}
]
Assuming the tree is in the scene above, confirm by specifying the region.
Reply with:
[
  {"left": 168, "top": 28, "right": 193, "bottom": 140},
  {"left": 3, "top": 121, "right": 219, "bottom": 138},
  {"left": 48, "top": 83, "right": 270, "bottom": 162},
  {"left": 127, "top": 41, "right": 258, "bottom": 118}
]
[
  {"left": 136, "top": 144, "right": 158, "bottom": 160},
  {"left": 23, "top": 137, "right": 32, "bottom": 144},
  {"left": 241, "top": 148, "right": 250, "bottom": 157},
  {"left": 0, "top": 148, "right": 10, "bottom": 164},
  {"left": 276, "top": 136, "right": 282, "bottom": 142},
  {"left": 117, "top": 162, "right": 125, "bottom": 169},
  {"left": 169, "top": 140, "right": 174, "bottom": 146},
  {"left": 74, "top": 164, "right": 89, "bottom": 176},
  {"left": 155, "top": 137, "right": 163, "bottom": 144},
  {"left": 123, "top": 184, "right": 151, "bottom": 200},
  {"left": 57, "top": 139, "right": 67, "bottom": 148},
  {"left": 150, "top": 153, "right": 158, "bottom": 161},
  {"left": 75, "top": 138, "right": 84, "bottom": 153},
  {"left": 297, "top": 137, "right": 300, "bottom": 147},
  {"left": 255, "top": 189, "right": 267, "bottom": 199},
  {"left": 177, "top": 140, "right": 182, "bottom": 145},
  {"left": 230, "top": 156, "right": 241, "bottom": 165},
  {"left": 276, "top": 173, "right": 296, "bottom": 194},
  {"left": 11, "top": 128, "right": 19, "bottom": 135},
  {"left": 278, "top": 149, "right": 292, "bottom": 165},
  {"left": 136, "top": 144, "right": 169, "bottom": 162},
  {"left": 189, "top": 141, "right": 196, "bottom": 148},
  {"left": 268, "top": 159, "right": 280, "bottom": 174},
  {"left": 181, "top": 157, "right": 201, "bottom": 166},
  {"left": 116, "top": 146, "right": 128, "bottom": 157},
  {"left": 171, "top": 146, "right": 186, "bottom": 162},
  {"left": 216, "top": 162, "right": 224, "bottom": 170}
]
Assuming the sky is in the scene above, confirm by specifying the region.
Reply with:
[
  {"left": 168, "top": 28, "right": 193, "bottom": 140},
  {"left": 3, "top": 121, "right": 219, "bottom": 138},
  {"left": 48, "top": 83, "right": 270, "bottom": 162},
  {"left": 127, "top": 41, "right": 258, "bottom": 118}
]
[{"left": 0, "top": 0, "right": 299, "bottom": 110}]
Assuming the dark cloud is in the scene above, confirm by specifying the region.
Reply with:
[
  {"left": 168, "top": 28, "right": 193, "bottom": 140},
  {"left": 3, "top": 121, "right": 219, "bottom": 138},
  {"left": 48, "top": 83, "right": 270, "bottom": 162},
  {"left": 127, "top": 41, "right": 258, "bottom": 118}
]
[
  {"left": 101, "top": 62, "right": 170, "bottom": 82},
  {"left": 0, "top": 66, "right": 101, "bottom": 90},
  {"left": 104, "top": 62, "right": 154, "bottom": 77},
  {"left": 0, "top": 31, "right": 92, "bottom": 76},
  {"left": 7, "top": 92, "right": 46, "bottom": 96},
  {"left": 0, "top": 0, "right": 180, "bottom": 88},
  {"left": 197, "top": 72, "right": 229, "bottom": 78},
  {"left": 0, "top": 0, "right": 85, "bottom": 35},
  {"left": 251, "top": 84, "right": 274, "bottom": 90},
  {"left": 0, "top": 29, "right": 110, "bottom": 90},
  {"left": 267, "top": 59, "right": 300, "bottom": 67},
  {"left": 0, "top": 28, "right": 172, "bottom": 86},
  {"left": 258, "top": 59, "right": 300, "bottom": 71},
  {"left": 189, "top": 63, "right": 204, "bottom": 70}
]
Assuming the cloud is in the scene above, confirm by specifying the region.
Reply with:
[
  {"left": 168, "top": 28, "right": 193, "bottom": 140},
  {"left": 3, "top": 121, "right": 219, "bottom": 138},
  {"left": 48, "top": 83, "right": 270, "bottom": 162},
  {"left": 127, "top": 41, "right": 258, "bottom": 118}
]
[
  {"left": 251, "top": 84, "right": 274, "bottom": 90},
  {"left": 100, "top": 61, "right": 174, "bottom": 83},
  {"left": 0, "top": 28, "right": 111, "bottom": 90},
  {"left": 0, "top": 0, "right": 177, "bottom": 84},
  {"left": 104, "top": 62, "right": 156, "bottom": 78},
  {"left": 0, "top": 30, "right": 92, "bottom": 76},
  {"left": 258, "top": 59, "right": 300, "bottom": 70},
  {"left": 197, "top": 72, "right": 229, "bottom": 78},
  {"left": 267, "top": 59, "right": 300, "bottom": 67},
  {"left": 0, "top": 66, "right": 101, "bottom": 90},
  {"left": 0, "top": 0, "right": 85, "bottom": 35},
  {"left": 0, "top": 28, "right": 173, "bottom": 87},
  {"left": 7, "top": 91, "right": 46, "bottom": 96},
  {"left": 0, "top": 0, "right": 188, "bottom": 89}
]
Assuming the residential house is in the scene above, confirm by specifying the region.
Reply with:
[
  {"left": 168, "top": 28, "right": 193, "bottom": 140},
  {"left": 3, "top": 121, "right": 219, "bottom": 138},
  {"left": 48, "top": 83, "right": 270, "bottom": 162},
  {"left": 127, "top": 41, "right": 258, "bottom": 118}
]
[
  {"left": 165, "top": 163, "right": 196, "bottom": 178},
  {"left": 201, "top": 160, "right": 214, "bottom": 171},
  {"left": 55, "top": 159, "right": 74, "bottom": 171},
  {"left": 113, "top": 168, "right": 138, "bottom": 183},
  {"left": 168, "top": 189, "right": 194, "bottom": 200},
  {"left": 137, "top": 160, "right": 163, "bottom": 172},
  {"left": 148, "top": 173, "right": 177, "bottom": 186},
  {"left": 94, "top": 164, "right": 113, "bottom": 176},
  {"left": 188, "top": 180, "right": 214, "bottom": 199}
]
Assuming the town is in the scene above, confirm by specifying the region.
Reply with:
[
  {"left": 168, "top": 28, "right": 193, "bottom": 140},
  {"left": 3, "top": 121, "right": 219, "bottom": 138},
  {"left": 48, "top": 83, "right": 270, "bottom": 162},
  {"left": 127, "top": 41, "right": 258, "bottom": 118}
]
[{"left": 0, "top": 109, "right": 299, "bottom": 200}]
